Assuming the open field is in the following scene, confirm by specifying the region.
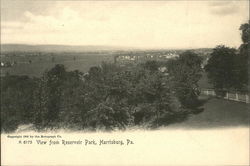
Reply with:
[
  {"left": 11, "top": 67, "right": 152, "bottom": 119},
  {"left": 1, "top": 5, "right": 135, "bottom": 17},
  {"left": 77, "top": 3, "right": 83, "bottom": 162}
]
[
  {"left": 0, "top": 53, "right": 114, "bottom": 76},
  {"left": 1, "top": 48, "right": 211, "bottom": 77}
]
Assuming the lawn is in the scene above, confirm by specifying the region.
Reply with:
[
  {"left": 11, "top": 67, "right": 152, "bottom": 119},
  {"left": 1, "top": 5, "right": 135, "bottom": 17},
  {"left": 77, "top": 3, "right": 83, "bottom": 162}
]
[{"left": 168, "top": 96, "right": 249, "bottom": 129}]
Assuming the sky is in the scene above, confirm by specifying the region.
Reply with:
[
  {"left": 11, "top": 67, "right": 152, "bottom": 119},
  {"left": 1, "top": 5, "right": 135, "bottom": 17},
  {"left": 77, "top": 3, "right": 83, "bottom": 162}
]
[{"left": 1, "top": 0, "right": 249, "bottom": 49}]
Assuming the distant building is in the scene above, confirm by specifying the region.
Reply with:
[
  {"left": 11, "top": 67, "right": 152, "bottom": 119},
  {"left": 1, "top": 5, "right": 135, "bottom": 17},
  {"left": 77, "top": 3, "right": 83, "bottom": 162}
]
[
  {"left": 158, "top": 66, "right": 167, "bottom": 73},
  {"left": 114, "top": 52, "right": 179, "bottom": 65},
  {"left": 0, "top": 61, "right": 16, "bottom": 67}
]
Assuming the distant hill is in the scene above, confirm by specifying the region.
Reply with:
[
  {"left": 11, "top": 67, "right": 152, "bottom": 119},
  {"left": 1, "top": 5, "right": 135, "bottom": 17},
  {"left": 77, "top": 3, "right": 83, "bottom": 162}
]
[
  {"left": 0, "top": 44, "right": 133, "bottom": 52},
  {"left": 1, "top": 44, "right": 213, "bottom": 54}
]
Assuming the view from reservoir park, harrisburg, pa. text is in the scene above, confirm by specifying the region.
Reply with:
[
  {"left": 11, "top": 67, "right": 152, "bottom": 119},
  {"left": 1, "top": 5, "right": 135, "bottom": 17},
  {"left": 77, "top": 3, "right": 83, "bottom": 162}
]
[{"left": 0, "top": 1, "right": 249, "bottom": 134}]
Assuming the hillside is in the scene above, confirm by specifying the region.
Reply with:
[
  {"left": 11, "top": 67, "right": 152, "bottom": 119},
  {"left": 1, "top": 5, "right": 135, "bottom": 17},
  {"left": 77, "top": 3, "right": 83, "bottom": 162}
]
[{"left": 0, "top": 44, "right": 132, "bottom": 52}]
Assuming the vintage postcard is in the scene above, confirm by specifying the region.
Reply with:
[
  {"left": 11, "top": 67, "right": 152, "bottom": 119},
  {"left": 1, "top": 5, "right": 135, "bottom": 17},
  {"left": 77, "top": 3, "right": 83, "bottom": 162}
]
[{"left": 1, "top": 0, "right": 249, "bottom": 165}]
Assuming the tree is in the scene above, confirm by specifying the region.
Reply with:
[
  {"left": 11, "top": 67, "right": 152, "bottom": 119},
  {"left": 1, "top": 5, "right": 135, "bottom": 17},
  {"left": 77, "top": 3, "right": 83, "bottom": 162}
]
[
  {"left": 33, "top": 64, "right": 67, "bottom": 129},
  {"left": 126, "top": 62, "right": 185, "bottom": 127},
  {"left": 59, "top": 70, "right": 85, "bottom": 129},
  {"left": 1, "top": 75, "right": 37, "bottom": 132},
  {"left": 239, "top": 21, "right": 249, "bottom": 48},
  {"left": 82, "top": 63, "right": 134, "bottom": 130},
  {"left": 167, "top": 51, "right": 202, "bottom": 108},
  {"left": 205, "top": 21, "right": 249, "bottom": 93},
  {"left": 205, "top": 45, "right": 238, "bottom": 95},
  {"left": 141, "top": 60, "right": 159, "bottom": 72},
  {"left": 238, "top": 21, "right": 249, "bottom": 90}
]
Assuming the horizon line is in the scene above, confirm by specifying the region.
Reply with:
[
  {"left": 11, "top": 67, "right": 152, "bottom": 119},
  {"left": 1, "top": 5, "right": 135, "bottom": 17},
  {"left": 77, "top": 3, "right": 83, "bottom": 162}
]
[{"left": 1, "top": 43, "right": 216, "bottom": 50}]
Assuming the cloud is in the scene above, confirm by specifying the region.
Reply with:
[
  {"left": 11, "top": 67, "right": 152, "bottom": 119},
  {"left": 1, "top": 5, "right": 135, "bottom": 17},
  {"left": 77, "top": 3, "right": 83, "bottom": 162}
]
[
  {"left": 1, "top": 1, "right": 248, "bottom": 48},
  {"left": 209, "top": 1, "right": 239, "bottom": 16},
  {"left": 21, "top": 8, "right": 84, "bottom": 33}
]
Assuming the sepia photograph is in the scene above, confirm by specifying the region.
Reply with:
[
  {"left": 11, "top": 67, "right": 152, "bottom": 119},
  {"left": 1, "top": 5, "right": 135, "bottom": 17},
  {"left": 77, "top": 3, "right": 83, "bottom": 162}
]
[{"left": 1, "top": 0, "right": 249, "bottom": 165}]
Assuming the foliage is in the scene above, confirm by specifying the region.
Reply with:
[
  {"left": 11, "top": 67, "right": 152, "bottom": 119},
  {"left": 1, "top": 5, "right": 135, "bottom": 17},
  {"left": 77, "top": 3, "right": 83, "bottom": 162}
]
[
  {"left": 205, "top": 45, "right": 242, "bottom": 95},
  {"left": 1, "top": 75, "right": 37, "bottom": 132},
  {"left": 167, "top": 51, "right": 202, "bottom": 108},
  {"left": 33, "top": 64, "right": 68, "bottom": 129},
  {"left": 239, "top": 21, "right": 249, "bottom": 46},
  {"left": 205, "top": 21, "right": 249, "bottom": 94},
  {"left": 33, "top": 65, "right": 85, "bottom": 130},
  {"left": 1, "top": 60, "right": 201, "bottom": 132},
  {"left": 238, "top": 21, "right": 249, "bottom": 89}
]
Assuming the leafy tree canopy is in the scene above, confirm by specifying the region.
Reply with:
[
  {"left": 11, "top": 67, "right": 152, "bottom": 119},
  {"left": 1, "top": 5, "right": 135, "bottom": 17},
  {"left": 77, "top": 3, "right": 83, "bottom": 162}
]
[{"left": 167, "top": 51, "right": 202, "bottom": 108}]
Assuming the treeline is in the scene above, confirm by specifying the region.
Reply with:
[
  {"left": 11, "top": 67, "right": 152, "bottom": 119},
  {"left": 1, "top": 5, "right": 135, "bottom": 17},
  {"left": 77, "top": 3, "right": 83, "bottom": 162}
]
[
  {"left": 1, "top": 51, "right": 203, "bottom": 132},
  {"left": 205, "top": 21, "right": 249, "bottom": 96}
]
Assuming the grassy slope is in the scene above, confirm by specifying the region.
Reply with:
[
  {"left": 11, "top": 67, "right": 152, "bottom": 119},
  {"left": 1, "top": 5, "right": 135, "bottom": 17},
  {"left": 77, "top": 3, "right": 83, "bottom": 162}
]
[{"left": 168, "top": 96, "right": 249, "bottom": 129}]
